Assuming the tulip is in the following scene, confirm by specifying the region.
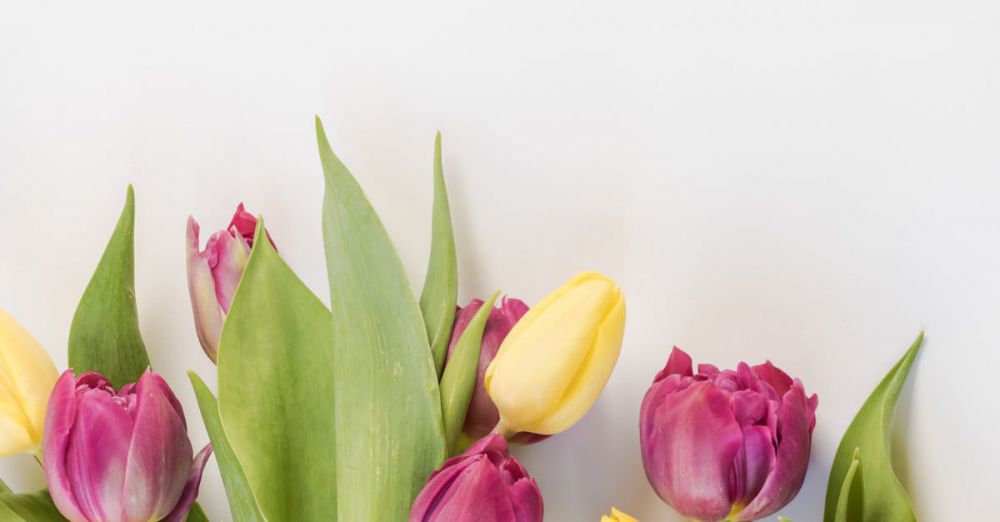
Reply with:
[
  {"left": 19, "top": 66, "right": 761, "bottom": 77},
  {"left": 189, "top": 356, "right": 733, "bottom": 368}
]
[
  {"left": 0, "top": 309, "right": 59, "bottom": 458},
  {"left": 186, "top": 203, "right": 272, "bottom": 362},
  {"left": 639, "top": 347, "right": 818, "bottom": 522},
  {"left": 409, "top": 434, "right": 543, "bottom": 522},
  {"left": 44, "top": 369, "right": 213, "bottom": 522},
  {"left": 601, "top": 507, "right": 638, "bottom": 522},
  {"left": 484, "top": 272, "right": 625, "bottom": 436},
  {"left": 444, "top": 296, "right": 529, "bottom": 440}
]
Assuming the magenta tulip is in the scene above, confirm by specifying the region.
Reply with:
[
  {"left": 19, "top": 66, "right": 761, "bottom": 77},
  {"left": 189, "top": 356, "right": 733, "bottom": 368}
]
[
  {"left": 639, "top": 347, "right": 818, "bottom": 522},
  {"left": 186, "top": 203, "right": 272, "bottom": 362},
  {"left": 445, "top": 297, "right": 529, "bottom": 440},
  {"left": 409, "top": 434, "right": 543, "bottom": 522},
  {"left": 44, "top": 370, "right": 212, "bottom": 522}
]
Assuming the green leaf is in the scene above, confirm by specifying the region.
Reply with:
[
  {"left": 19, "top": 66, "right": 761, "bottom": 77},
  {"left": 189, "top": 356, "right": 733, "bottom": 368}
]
[
  {"left": 185, "top": 503, "right": 210, "bottom": 522},
  {"left": 824, "top": 333, "right": 923, "bottom": 522},
  {"left": 216, "top": 219, "right": 336, "bottom": 521},
  {"left": 834, "top": 449, "right": 865, "bottom": 522},
  {"left": 189, "top": 372, "right": 267, "bottom": 522},
  {"left": 440, "top": 290, "right": 498, "bottom": 455},
  {"left": 317, "top": 117, "right": 447, "bottom": 521},
  {"left": 0, "top": 478, "right": 10, "bottom": 494},
  {"left": 420, "top": 132, "right": 459, "bottom": 377},
  {"left": 0, "top": 490, "right": 67, "bottom": 521},
  {"left": 68, "top": 185, "right": 150, "bottom": 387}
]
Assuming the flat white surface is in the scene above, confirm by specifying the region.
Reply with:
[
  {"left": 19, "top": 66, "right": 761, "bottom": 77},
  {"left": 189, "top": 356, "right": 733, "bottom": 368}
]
[{"left": 0, "top": 1, "right": 996, "bottom": 520}]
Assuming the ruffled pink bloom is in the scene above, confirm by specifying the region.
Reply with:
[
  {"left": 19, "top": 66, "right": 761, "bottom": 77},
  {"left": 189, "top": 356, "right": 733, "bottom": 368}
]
[
  {"left": 186, "top": 203, "right": 272, "bottom": 362},
  {"left": 43, "top": 370, "right": 212, "bottom": 522},
  {"left": 639, "top": 347, "right": 818, "bottom": 522},
  {"left": 445, "top": 297, "right": 529, "bottom": 440},
  {"left": 409, "top": 434, "right": 543, "bottom": 522}
]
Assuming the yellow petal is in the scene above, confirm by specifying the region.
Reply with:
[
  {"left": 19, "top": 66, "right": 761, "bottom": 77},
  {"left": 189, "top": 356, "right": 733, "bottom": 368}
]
[
  {"left": 485, "top": 272, "right": 625, "bottom": 434},
  {"left": 0, "top": 309, "right": 59, "bottom": 456},
  {"left": 601, "top": 507, "right": 639, "bottom": 522}
]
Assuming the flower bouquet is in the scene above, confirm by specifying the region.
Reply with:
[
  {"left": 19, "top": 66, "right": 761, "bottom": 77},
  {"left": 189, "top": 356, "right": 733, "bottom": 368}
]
[{"left": 0, "top": 118, "right": 923, "bottom": 522}]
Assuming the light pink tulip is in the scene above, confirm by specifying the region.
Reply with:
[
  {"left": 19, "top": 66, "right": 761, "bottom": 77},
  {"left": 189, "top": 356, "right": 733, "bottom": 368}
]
[
  {"left": 409, "top": 434, "right": 543, "bottom": 522},
  {"left": 186, "top": 203, "right": 272, "bottom": 362},
  {"left": 639, "top": 347, "right": 818, "bottom": 522},
  {"left": 44, "top": 370, "right": 212, "bottom": 522}
]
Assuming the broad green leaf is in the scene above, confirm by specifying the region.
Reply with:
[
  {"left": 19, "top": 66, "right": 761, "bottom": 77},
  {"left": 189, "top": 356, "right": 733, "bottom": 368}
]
[
  {"left": 0, "top": 490, "right": 66, "bottom": 521},
  {"left": 185, "top": 503, "right": 210, "bottom": 522},
  {"left": 440, "top": 290, "right": 498, "bottom": 454},
  {"left": 189, "top": 372, "right": 267, "bottom": 522},
  {"left": 317, "top": 117, "right": 446, "bottom": 521},
  {"left": 216, "top": 219, "right": 336, "bottom": 521},
  {"left": 0, "top": 478, "right": 10, "bottom": 494},
  {"left": 419, "top": 132, "right": 459, "bottom": 377},
  {"left": 834, "top": 449, "right": 865, "bottom": 522},
  {"left": 823, "top": 333, "right": 923, "bottom": 522},
  {"left": 68, "top": 186, "right": 150, "bottom": 387}
]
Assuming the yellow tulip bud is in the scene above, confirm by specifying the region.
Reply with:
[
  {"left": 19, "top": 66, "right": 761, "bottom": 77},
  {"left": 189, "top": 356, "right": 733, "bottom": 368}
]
[
  {"left": 602, "top": 507, "right": 638, "bottom": 522},
  {"left": 0, "top": 309, "right": 58, "bottom": 457},
  {"left": 484, "top": 272, "right": 625, "bottom": 435}
]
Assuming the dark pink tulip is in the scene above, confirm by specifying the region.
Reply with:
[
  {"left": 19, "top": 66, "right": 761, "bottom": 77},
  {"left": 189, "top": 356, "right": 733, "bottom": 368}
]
[
  {"left": 186, "top": 203, "right": 272, "bottom": 362},
  {"left": 44, "top": 370, "right": 212, "bottom": 522},
  {"left": 445, "top": 297, "right": 529, "bottom": 440},
  {"left": 639, "top": 347, "right": 818, "bottom": 522},
  {"left": 409, "top": 434, "right": 543, "bottom": 522}
]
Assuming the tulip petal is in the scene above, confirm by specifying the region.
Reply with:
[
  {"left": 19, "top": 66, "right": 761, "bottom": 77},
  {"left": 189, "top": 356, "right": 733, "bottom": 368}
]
[
  {"left": 640, "top": 380, "right": 742, "bottom": 522},
  {"left": 735, "top": 383, "right": 813, "bottom": 521},
  {"left": 427, "top": 457, "right": 515, "bottom": 522},
  {"left": 43, "top": 371, "right": 89, "bottom": 522},
  {"left": 657, "top": 346, "right": 693, "bottom": 381},
  {"left": 186, "top": 217, "right": 224, "bottom": 362},
  {"left": 66, "top": 385, "right": 133, "bottom": 521},
  {"left": 210, "top": 230, "right": 252, "bottom": 314},
  {"left": 162, "top": 444, "right": 214, "bottom": 522},
  {"left": 122, "top": 371, "right": 193, "bottom": 521},
  {"left": 0, "top": 309, "right": 59, "bottom": 456},
  {"left": 508, "top": 478, "right": 543, "bottom": 522}
]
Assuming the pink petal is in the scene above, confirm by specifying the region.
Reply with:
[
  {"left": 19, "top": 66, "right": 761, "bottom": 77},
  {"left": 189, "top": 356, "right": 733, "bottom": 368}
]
[
  {"left": 508, "top": 478, "right": 543, "bottom": 522},
  {"left": 465, "top": 298, "right": 529, "bottom": 438},
  {"left": 425, "top": 457, "right": 515, "bottom": 522},
  {"left": 733, "top": 382, "right": 813, "bottom": 521},
  {"left": 162, "top": 444, "right": 214, "bottom": 522},
  {"left": 186, "top": 217, "right": 223, "bottom": 361},
  {"left": 640, "top": 380, "right": 742, "bottom": 521},
  {"left": 209, "top": 230, "right": 251, "bottom": 314},
  {"left": 752, "top": 361, "right": 793, "bottom": 397},
  {"left": 730, "top": 425, "right": 775, "bottom": 505},
  {"left": 122, "top": 371, "right": 193, "bottom": 521},
  {"left": 44, "top": 371, "right": 89, "bottom": 522},
  {"left": 653, "top": 347, "right": 693, "bottom": 383}
]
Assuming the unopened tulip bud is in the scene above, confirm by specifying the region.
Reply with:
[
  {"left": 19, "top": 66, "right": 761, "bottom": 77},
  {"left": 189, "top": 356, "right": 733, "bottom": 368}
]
[
  {"left": 639, "top": 347, "right": 818, "bottom": 521},
  {"left": 485, "top": 272, "right": 625, "bottom": 436},
  {"left": 186, "top": 203, "right": 272, "bottom": 362},
  {"left": 44, "top": 370, "right": 212, "bottom": 522},
  {"left": 409, "top": 434, "right": 543, "bottom": 522},
  {"left": 0, "top": 309, "right": 58, "bottom": 458}
]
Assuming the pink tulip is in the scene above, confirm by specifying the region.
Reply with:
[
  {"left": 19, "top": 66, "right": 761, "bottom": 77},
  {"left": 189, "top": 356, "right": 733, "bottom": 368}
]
[
  {"left": 445, "top": 297, "right": 529, "bottom": 440},
  {"left": 186, "top": 203, "right": 272, "bottom": 362},
  {"left": 409, "top": 434, "right": 543, "bottom": 522},
  {"left": 639, "top": 347, "right": 818, "bottom": 522},
  {"left": 44, "top": 370, "right": 212, "bottom": 522}
]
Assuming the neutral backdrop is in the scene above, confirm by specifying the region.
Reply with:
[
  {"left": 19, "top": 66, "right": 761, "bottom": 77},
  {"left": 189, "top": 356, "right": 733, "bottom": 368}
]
[{"left": 1, "top": 1, "right": 996, "bottom": 520}]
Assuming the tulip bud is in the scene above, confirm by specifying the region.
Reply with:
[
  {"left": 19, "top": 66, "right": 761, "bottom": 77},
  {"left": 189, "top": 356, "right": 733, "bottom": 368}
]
[
  {"left": 444, "top": 296, "right": 528, "bottom": 440},
  {"left": 0, "top": 309, "right": 59, "bottom": 457},
  {"left": 44, "top": 370, "right": 212, "bottom": 522},
  {"left": 601, "top": 507, "right": 638, "bottom": 522},
  {"left": 409, "top": 434, "right": 543, "bottom": 522},
  {"left": 639, "top": 347, "right": 818, "bottom": 522},
  {"left": 186, "top": 203, "right": 272, "bottom": 362},
  {"left": 485, "top": 272, "right": 625, "bottom": 436}
]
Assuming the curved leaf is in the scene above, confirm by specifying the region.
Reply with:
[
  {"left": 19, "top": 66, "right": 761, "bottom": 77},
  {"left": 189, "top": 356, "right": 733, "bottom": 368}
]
[
  {"left": 440, "top": 290, "right": 498, "bottom": 454},
  {"left": 189, "top": 372, "right": 267, "bottom": 522},
  {"left": 0, "top": 490, "right": 66, "bottom": 521},
  {"left": 317, "top": 117, "right": 446, "bottom": 521},
  {"left": 216, "top": 219, "right": 336, "bottom": 521},
  {"left": 68, "top": 185, "right": 150, "bottom": 387},
  {"left": 834, "top": 449, "right": 865, "bottom": 522},
  {"left": 824, "top": 333, "right": 923, "bottom": 522},
  {"left": 420, "top": 132, "right": 459, "bottom": 377}
]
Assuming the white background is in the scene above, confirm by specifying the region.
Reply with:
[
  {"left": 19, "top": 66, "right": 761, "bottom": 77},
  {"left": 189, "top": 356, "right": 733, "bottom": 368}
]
[{"left": 0, "top": 1, "right": 996, "bottom": 520}]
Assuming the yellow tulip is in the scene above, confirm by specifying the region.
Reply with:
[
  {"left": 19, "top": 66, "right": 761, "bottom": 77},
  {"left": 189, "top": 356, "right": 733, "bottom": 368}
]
[
  {"left": 602, "top": 507, "right": 639, "bottom": 522},
  {"left": 484, "top": 272, "right": 625, "bottom": 435},
  {"left": 0, "top": 309, "right": 58, "bottom": 457}
]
